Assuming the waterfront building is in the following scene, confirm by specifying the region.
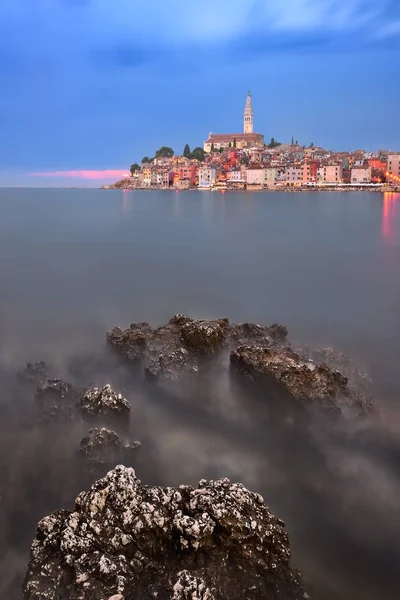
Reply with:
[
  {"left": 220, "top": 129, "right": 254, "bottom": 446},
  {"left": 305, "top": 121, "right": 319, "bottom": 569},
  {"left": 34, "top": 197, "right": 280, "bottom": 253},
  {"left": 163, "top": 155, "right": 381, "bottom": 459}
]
[
  {"left": 387, "top": 153, "right": 400, "bottom": 184},
  {"left": 317, "top": 164, "right": 343, "bottom": 183},
  {"left": 246, "top": 166, "right": 265, "bottom": 188},
  {"left": 204, "top": 92, "right": 265, "bottom": 152},
  {"left": 198, "top": 166, "right": 217, "bottom": 187},
  {"left": 351, "top": 166, "right": 372, "bottom": 183}
]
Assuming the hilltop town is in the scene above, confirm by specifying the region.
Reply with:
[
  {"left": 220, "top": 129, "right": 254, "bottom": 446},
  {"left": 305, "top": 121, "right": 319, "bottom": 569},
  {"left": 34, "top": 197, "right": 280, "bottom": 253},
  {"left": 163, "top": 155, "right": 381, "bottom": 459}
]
[{"left": 105, "top": 92, "right": 400, "bottom": 192}]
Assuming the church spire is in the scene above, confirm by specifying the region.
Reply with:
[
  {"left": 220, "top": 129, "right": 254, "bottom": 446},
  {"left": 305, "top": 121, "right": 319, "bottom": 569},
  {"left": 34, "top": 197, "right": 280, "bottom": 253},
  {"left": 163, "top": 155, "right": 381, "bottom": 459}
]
[{"left": 244, "top": 90, "right": 254, "bottom": 134}]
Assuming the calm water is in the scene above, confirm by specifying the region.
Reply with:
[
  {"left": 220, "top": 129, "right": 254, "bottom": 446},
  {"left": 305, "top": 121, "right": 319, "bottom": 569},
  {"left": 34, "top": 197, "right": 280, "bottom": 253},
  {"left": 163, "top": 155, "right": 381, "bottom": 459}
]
[
  {"left": 1, "top": 188, "right": 400, "bottom": 599},
  {"left": 0, "top": 188, "right": 399, "bottom": 390}
]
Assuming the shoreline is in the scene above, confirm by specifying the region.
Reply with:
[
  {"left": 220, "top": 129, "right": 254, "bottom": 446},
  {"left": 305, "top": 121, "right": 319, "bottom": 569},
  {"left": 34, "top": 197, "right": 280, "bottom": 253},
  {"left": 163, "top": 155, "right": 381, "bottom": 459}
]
[{"left": 101, "top": 184, "right": 400, "bottom": 193}]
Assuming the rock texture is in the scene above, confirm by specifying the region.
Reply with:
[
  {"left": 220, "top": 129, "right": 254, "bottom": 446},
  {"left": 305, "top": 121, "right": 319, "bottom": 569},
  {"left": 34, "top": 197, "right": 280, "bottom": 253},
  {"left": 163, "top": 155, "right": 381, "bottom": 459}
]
[
  {"left": 78, "top": 428, "right": 140, "bottom": 477},
  {"left": 24, "top": 465, "right": 306, "bottom": 600},
  {"left": 107, "top": 315, "right": 288, "bottom": 382},
  {"left": 230, "top": 345, "right": 371, "bottom": 414},
  {"left": 79, "top": 385, "right": 131, "bottom": 424},
  {"left": 17, "top": 361, "right": 48, "bottom": 386}
]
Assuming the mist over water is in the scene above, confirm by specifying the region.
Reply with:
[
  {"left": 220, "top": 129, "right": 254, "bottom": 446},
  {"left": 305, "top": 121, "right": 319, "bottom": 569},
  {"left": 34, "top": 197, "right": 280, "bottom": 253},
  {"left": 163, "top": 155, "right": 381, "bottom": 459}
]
[{"left": 0, "top": 188, "right": 400, "bottom": 599}]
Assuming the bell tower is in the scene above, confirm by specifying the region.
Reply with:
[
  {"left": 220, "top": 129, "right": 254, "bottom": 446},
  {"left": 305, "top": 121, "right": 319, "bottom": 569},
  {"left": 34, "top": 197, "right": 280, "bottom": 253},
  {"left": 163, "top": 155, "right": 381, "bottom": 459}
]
[{"left": 244, "top": 90, "right": 254, "bottom": 134}]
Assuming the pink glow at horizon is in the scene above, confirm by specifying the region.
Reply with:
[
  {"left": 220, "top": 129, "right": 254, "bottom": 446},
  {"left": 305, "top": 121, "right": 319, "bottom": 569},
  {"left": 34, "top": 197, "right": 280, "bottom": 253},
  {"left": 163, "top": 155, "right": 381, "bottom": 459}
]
[{"left": 29, "top": 169, "right": 129, "bottom": 180}]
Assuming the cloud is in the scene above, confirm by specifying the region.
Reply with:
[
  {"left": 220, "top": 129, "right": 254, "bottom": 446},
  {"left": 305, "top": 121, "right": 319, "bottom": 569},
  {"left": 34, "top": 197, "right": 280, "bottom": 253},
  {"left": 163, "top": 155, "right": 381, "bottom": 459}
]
[
  {"left": 29, "top": 170, "right": 129, "bottom": 180},
  {"left": 374, "top": 20, "right": 400, "bottom": 39}
]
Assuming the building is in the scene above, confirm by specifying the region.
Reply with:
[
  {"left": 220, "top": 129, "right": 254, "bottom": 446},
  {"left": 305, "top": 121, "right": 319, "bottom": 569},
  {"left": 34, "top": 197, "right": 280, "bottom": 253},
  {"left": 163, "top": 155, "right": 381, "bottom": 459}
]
[
  {"left": 302, "top": 160, "right": 318, "bottom": 183},
  {"left": 351, "top": 166, "right": 372, "bottom": 183},
  {"left": 246, "top": 166, "right": 264, "bottom": 188},
  {"left": 204, "top": 92, "right": 265, "bottom": 152},
  {"left": 198, "top": 166, "right": 216, "bottom": 187},
  {"left": 264, "top": 167, "right": 279, "bottom": 188},
  {"left": 285, "top": 165, "right": 302, "bottom": 184},
  {"left": 387, "top": 153, "right": 400, "bottom": 184},
  {"left": 317, "top": 164, "right": 343, "bottom": 183}
]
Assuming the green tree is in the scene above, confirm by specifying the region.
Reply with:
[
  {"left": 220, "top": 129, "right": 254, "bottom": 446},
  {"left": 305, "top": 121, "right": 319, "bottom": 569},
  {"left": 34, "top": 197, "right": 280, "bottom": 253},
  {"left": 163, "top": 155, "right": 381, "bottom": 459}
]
[
  {"left": 228, "top": 142, "right": 232, "bottom": 148},
  {"left": 291, "top": 136, "right": 294, "bottom": 145},
  {"left": 295, "top": 140, "right": 298, "bottom": 146},
  {"left": 190, "top": 147, "right": 205, "bottom": 162},
  {"left": 155, "top": 146, "right": 174, "bottom": 158},
  {"left": 142, "top": 156, "right": 150, "bottom": 164},
  {"left": 233, "top": 138, "right": 237, "bottom": 148},
  {"left": 211, "top": 142, "right": 215, "bottom": 152},
  {"left": 267, "top": 137, "right": 282, "bottom": 149},
  {"left": 130, "top": 163, "right": 140, "bottom": 175},
  {"left": 183, "top": 144, "right": 191, "bottom": 158},
  {"left": 310, "top": 142, "right": 314, "bottom": 148}
]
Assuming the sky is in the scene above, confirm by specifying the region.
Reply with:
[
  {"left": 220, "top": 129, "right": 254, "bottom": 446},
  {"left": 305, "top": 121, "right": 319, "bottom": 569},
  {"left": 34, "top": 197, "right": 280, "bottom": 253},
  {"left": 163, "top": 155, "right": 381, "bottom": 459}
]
[{"left": 1, "top": 0, "right": 400, "bottom": 186}]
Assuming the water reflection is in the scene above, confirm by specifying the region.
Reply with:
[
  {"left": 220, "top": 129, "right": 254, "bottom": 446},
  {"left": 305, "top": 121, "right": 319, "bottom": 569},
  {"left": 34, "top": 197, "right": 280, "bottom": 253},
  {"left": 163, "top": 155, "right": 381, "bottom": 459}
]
[
  {"left": 122, "top": 192, "right": 133, "bottom": 213},
  {"left": 381, "top": 192, "right": 399, "bottom": 243}
]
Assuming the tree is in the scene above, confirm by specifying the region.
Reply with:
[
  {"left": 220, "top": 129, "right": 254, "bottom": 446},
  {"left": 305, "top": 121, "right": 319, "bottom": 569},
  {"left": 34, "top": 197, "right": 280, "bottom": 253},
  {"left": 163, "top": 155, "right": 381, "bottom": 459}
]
[
  {"left": 228, "top": 142, "right": 232, "bottom": 148},
  {"left": 130, "top": 163, "right": 140, "bottom": 175},
  {"left": 142, "top": 156, "right": 150, "bottom": 164},
  {"left": 183, "top": 144, "right": 191, "bottom": 158},
  {"left": 295, "top": 140, "right": 298, "bottom": 146},
  {"left": 267, "top": 137, "right": 281, "bottom": 149},
  {"left": 190, "top": 147, "right": 205, "bottom": 162},
  {"left": 233, "top": 138, "right": 237, "bottom": 148},
  {"left": 291, "top": 136, "right": 294, "bottom": 145},
  {"left": 211, "top": 142, "right": 215, "bottom": 152},
  {"left": 310, "top": 142, "right": 314, "bottom": 148},
  {"left": 155, "top": 146, "right": 174, "bottom": 158}
]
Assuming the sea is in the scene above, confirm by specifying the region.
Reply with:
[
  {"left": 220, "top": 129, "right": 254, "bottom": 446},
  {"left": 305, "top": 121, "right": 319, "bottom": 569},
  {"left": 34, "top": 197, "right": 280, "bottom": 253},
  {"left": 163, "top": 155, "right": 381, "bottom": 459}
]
[{"left": 0, "top": 188, "right": 400, "bottom": 599}]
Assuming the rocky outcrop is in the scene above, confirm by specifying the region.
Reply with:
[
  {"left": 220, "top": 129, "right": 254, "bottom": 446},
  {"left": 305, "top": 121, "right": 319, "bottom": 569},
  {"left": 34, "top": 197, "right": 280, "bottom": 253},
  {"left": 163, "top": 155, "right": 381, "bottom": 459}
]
[
  {"left": 230, "top": 345, "right": 371, "bottom": 414},
  {"left": 24, "top": 465, "right": 306, "bottom": 600},
  {"left": 35, "top": 378, "right": 80, "bottom": 423},
  {"left": 106, "top": 315, "right": 288, "bottom": 382},
  {"left": 78, "top": 428, "right": 140, "bottom": 477},
  {"left": 79, "top": 384, "right": 131, "bottom": 424}
]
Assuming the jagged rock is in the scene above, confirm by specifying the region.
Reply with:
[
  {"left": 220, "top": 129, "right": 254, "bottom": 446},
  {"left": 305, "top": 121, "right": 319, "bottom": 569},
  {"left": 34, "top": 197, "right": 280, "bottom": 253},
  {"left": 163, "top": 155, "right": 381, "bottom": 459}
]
[
  {"left": 17, "top": 361, "right": 48, "bottom": 386},
  {"left": 230, "top": 345, "right": 370, "bottom": 414},
  {"left": 35, "top": 378, "right": 79, "bottom": 423},
  {"left": 78, "top": 428, "right": 140, "bottom": 476},
  {"left": 79, "top": 385, "right": 131, "bottom": 424},
  {"left": 106, "top": 315, "right": 288, "bottom": 382},
  {"left": 24, "top": 465, "right": 306, "bottom": 600}
]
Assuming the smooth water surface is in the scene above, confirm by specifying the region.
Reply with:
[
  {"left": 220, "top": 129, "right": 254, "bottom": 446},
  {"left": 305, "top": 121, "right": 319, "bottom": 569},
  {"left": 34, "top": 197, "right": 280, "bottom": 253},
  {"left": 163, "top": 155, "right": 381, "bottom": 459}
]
[{"left": 0, "top": 188, "right": 399, "bottom": 390}]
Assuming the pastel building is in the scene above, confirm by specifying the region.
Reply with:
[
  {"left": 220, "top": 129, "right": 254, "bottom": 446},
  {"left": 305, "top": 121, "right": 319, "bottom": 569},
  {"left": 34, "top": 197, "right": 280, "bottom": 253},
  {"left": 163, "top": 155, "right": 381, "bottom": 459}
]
[
  {"left": 317, "top": 164, "right": 343, "bottom": 183},
  {"left": 351, "top": 166, "right": 372, "bottom": 183},
  {"left": 387, "top": 153, "right": 400, "bottom": 184}
]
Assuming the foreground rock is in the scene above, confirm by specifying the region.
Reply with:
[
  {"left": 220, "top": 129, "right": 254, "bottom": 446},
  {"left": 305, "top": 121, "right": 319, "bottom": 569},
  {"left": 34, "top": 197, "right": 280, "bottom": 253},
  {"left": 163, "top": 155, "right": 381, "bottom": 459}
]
[
  {"left": 107, "top": 315, "right": 287, "bottom": 381},
  {"left": 79, "top": 384, "right": 131, "bottom": 425},
  {"left": 231, "top": 345, "right": 371, "bottom": 414},
  {"left": 78, "top": 428, "right": 140, "bottom": 477},
  {"left": 24, "top": 465, "right": 306, "bottom": 600},
  {"left": 17, "top": 361, "right": 48, "bottom": 386}
]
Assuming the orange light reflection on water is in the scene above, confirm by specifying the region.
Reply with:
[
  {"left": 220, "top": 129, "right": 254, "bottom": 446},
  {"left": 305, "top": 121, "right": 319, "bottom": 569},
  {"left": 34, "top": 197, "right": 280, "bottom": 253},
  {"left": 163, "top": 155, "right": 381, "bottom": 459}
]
[{"left": 381, "top": 192, "right": 399, "bottom": 242}]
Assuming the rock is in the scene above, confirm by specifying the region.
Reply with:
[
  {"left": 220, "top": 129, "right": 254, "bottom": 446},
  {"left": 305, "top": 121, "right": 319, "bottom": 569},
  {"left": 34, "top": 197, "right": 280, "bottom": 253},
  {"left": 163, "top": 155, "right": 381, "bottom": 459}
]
[
  {"left": 78, "top": 428, "right": 140, "bottom": 477},
  {"left": 79, "top": 384, "right": 131, "bottom": 424},
  {"left": 24, "top": 465, "right": 306, "bottom": 600},
  {"left": 230, "top": 345, "right": 370, "bottom": 414},
  {"left": 35, "top": 378, "right": 79, "bottom": 423},
  {"left": 106, "top": 315, "right": 288, "bottom": 382},
  {"left": 17, "top": 361, "right": 48, "bottom": 386}
]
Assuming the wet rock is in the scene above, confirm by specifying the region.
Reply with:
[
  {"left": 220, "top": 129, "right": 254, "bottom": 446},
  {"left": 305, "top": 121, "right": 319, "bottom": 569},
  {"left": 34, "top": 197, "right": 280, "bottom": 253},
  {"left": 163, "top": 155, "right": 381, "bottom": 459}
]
[
  {"left": 78, "top": 428, "right": 140, "bottom": 477},
  {"left": 230, "top": 345, "right": 370, "bottom": 414},
  {"left": 24, "top": 465, "right": 306, "bottom": 600},
  {"left": 106, "top": 315, "right": 288, "bottom": 382},
  {"left": 79, "top": 384, "right": 131, "bottom": 424},
  {"left": 17, "top": 361, "right": 48, "bottom": 386},
  {"left": 35, "top": 378, "right": 79, "bottom": 423}
]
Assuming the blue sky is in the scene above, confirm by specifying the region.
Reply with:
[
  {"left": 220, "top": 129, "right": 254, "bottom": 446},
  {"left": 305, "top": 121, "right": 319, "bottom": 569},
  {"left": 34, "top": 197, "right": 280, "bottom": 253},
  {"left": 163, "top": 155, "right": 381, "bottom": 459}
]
[{"left": 1, "top": 0, "right": 400, "bottom": 186}]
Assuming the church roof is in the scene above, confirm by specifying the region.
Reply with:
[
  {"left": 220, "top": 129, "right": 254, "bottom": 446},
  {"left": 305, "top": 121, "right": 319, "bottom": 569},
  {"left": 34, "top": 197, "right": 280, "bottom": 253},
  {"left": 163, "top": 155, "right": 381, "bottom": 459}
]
[
  {"left": 244, "top": 91, "right": 253, "bottom": 113},
  {"left": 205, "top": 133, "right": 263, "bottom": 142}
]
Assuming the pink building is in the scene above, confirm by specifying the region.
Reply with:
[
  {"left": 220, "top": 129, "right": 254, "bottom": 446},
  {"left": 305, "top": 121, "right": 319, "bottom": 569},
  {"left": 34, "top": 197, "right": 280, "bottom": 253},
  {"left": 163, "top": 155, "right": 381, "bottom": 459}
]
[
  {"left": 317, "top": 164, "right": 343, "bottom": 183},
  {"left": 387, "top": 153, "right": 400, "bottom": 184}
]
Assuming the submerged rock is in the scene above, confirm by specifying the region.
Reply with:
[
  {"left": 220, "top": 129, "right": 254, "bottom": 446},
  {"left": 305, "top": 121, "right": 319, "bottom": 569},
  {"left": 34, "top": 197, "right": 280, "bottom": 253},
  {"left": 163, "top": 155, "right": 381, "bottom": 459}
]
[
  {"left": 17, "top": 361, "right": 48, "bottom": 386},
  {"left": 230, "top": 345, "right": 370, "bottom": 414},
  {"left": 24, "top": 465, "right": 306, "bottom": 600},
  {"left": 79, "top": 384, "right": 131, "bottom": 424},
  {"left": 78, "top": 428, "right": 140, "bottom": 477},
  {"left": 35, "top": 378, "right": 79, "bottom": 423}
]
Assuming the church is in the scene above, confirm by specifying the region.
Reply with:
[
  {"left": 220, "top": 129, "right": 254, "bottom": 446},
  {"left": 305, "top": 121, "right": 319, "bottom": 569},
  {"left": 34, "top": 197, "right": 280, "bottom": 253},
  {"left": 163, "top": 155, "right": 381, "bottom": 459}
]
[{"left": 203, "top": 92, "right": 265, "bottom": 153}]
